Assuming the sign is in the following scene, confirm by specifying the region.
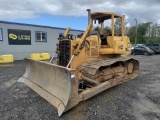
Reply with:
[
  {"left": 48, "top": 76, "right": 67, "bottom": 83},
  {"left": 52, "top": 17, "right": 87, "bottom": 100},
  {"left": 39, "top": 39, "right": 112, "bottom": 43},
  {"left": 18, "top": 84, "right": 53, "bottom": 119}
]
[
  {"left": 0, "top": 29, "right": 2, "bottom": 41},
  {"left": 8, "top": 29, "right": 31, "bottom": 45}
]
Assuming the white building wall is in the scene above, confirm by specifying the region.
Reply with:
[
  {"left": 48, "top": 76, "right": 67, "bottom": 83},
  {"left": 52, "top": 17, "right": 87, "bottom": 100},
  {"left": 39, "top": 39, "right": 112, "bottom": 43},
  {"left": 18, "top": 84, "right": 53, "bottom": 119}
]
[{"left": 0, "top": 21, "right": 84, "bottom": 60}]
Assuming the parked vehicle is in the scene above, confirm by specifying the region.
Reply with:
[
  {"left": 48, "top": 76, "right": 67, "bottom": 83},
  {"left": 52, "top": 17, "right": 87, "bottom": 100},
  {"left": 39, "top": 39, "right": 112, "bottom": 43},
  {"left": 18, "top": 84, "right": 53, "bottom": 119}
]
[
  {"left": 130, "top": 44, "right": 144, "bottom": 50},
  {"left": 131, "top": 46, "right": 155, "bottom": 55},
  {"left": 135, "top": 44, "right": 144, "bottom": 47},
  {"left": 144, "top": 44, "right": 160, "bottom": 53}
]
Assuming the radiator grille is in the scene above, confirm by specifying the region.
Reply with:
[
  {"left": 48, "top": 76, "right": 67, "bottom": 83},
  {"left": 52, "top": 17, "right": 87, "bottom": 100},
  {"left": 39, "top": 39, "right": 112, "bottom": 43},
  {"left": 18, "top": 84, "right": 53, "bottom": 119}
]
[{"left": 59, "top": 40, "right": 70, "bottom": 67}]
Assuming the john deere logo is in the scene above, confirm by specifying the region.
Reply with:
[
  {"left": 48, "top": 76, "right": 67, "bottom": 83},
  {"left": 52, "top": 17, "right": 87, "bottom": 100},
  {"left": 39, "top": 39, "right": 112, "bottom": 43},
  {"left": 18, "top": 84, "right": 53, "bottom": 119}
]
[{"left": 9, "top": 33, "right": 17, "bottom": 40}]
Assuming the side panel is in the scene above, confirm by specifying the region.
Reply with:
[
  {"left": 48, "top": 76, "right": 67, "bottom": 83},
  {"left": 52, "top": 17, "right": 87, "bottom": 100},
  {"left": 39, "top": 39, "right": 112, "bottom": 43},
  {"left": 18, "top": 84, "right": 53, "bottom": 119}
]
[
  {"left": 89, "top": 36, "right": 99, "bottom": 57},
  {"left": 70, "top": 37, "right": 99, "bottom": 69}
]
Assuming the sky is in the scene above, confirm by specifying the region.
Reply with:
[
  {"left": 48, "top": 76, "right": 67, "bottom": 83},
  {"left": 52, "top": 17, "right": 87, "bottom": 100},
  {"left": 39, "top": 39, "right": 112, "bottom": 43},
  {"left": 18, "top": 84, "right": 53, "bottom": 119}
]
[{"left": 0, "top": 0, "right": 160, "bottom": 30}]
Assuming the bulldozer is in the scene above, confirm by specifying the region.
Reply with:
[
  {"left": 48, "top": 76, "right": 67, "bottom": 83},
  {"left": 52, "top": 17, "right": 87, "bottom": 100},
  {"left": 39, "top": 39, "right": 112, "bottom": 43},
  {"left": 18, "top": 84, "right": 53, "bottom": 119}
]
[{"left": 19, "top": 9, "right": 139, "bottom": 117}]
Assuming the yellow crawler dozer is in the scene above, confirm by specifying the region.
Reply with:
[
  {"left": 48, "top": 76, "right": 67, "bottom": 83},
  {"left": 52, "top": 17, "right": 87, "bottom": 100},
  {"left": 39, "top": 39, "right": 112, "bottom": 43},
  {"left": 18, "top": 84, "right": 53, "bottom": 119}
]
[{"left": 19, "top": 9, "right": 139, "bottom": 117}]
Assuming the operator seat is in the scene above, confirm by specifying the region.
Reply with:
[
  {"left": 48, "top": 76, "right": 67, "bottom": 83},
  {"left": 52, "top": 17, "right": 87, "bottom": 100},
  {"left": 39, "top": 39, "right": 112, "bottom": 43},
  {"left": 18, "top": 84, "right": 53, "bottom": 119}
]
[{"left": 100, "top": 34, "right": 107, "bottom": 45}]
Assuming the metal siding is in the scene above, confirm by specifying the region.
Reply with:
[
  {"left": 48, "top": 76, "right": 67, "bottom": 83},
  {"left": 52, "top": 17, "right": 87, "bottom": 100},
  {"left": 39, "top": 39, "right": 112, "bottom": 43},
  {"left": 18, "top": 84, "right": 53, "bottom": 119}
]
[{"left": 0, "top": 23, "right": 84, "bottom": 60}]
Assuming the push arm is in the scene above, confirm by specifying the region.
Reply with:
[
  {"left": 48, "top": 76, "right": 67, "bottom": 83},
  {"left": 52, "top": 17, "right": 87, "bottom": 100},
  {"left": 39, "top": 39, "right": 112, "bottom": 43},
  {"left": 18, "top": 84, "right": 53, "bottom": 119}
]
[{"left": 74, "top": 23, "right": 92, "bottom": 55}]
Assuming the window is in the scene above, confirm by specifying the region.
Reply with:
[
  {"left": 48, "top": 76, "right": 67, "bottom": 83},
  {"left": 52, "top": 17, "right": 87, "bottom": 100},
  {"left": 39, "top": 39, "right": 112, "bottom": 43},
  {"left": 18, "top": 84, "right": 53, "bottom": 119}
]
[
  {"left": 140, "top": 47, "right": 146, "bottom": 51},
  {"left": 153, "top": 44, "right": 159, "bottom": 47},
  {"left": 0, "top": 28, "right": 3, "bottom": 41},
  {"left": 146, "top": 44, "right": 151, "bottom": 47},
  {"left": 35, "top": 31, "right": 47, "bottom": 42},
  {"left": 135, "top": 47, "right": 140, "bottom": 49}
]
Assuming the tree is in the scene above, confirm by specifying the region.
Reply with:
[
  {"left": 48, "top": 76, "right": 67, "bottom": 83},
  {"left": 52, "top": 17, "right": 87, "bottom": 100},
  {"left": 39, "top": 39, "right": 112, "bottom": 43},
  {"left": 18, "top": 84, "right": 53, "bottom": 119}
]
[
  {"left": 114, "top": 18, "right": 121, "bottom": 36},
  {"left": 127, "top": 26, "right": 136, "bottom": 44},
  {"left": 127, "top": 22, "right": 151, "bottom": 44},
  {"left": 93, "top": 26, "right": 100, "bottom": 31},
  {"left": 137, "top": 22, "right": 150, "bottom": 43},
  {"left": 93, "top": 26, "right": 111, "bottom": 33},
  {"left": 114, "top": 16, "right": 128, "bottom": 36},
  {"left": 103, "top": 26, "right": 110, "bottom": 33},
  {"left": 149, "top": 23, "right": 160, "bottom": 43}
]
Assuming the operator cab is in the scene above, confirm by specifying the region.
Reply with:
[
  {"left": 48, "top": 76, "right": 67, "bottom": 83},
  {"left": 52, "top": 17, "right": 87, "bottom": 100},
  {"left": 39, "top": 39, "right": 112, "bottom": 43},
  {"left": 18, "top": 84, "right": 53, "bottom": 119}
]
[{"left": 90, "top": 12, "right": 125, "bottom": 46}]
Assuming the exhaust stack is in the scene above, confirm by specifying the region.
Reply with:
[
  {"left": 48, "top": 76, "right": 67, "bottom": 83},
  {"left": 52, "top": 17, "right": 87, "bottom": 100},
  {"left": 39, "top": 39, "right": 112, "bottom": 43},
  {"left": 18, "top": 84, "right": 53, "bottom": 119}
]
[{"left": 86, "top": 9, "right": 91, "bottom": 25}]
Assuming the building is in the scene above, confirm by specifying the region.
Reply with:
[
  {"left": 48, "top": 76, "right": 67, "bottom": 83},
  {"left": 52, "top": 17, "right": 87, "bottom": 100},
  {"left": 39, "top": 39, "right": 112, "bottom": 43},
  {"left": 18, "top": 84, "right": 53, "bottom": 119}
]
[{"left": 0, "top": 21, "right": 84, "bottom": 60}]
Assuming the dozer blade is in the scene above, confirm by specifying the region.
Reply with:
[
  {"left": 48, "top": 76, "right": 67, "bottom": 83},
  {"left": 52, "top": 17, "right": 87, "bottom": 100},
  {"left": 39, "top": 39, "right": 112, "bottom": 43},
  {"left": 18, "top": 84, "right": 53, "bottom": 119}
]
[{"left": 18, "top": 58, "right": 78, "bottom": 116}]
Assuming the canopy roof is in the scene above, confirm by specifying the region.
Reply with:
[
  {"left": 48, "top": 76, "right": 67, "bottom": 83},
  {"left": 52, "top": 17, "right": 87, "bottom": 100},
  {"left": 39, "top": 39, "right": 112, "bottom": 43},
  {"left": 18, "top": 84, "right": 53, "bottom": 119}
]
[{"left": 91, "top": 12, "right": 123, "bottom": 22}]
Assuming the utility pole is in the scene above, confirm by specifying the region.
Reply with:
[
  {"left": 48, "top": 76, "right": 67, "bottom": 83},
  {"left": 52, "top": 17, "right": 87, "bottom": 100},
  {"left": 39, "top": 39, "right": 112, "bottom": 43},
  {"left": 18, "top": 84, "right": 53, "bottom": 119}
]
[
  {"left": 134, "top": 18, "right": 137, "bottom": 45},
  {"left": 148, "top": 22, "right": 152, "bottom": 42}
]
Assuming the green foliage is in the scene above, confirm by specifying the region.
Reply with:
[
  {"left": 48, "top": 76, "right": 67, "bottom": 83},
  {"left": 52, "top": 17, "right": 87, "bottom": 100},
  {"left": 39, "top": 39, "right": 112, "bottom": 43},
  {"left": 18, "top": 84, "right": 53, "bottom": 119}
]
[
  {"left": 127, "top": 26, "right": 136, "bottom": 43},
  {"left": 104, "top": 26, "right": 110, "bottom": 33},
  {"left": 114, "top": 18, "right": 121, "bottom": 36},
  {"left": 137, "top": 22, "right": 150, "bottom": 43},
  {"left": 93, "top": 26, "right": 111, "bottom": 33},
  {"left": 93, "top": 26, "right": 100, "bottom": 31},
  {"left": 127, "top": 22, "right": 160, "bottom": 44}
]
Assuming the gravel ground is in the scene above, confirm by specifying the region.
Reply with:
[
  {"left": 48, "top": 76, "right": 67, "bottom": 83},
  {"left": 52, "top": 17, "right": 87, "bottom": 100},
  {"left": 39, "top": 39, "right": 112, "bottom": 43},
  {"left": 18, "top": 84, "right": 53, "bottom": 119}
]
[{"left": 0, "top": 55, "right": 160, "bottom": 120}]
